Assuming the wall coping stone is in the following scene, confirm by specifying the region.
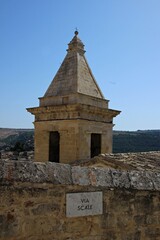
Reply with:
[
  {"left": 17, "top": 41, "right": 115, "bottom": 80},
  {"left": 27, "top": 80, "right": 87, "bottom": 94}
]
[{"left": 0, "top": 159, "right": 160, "bottom": 191}]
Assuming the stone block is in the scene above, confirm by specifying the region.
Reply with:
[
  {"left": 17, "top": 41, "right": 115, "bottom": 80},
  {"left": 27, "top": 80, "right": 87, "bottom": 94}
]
[
  {"left": 2, "top": 160, "right": 15, "bottom": 182},
  {"left": 111, "top": 170, "right": 130, "bottom": 188},
  {"left": 89, "top": 168, "right": 113, "bottom": 187},
  {"left": 0, "top": 212, "right": 18, "bottom": 238},
  {"left": 46, "top": 162, "right": 72, "bottom": 184},
  {"left": 0, "top": 160, "right": 4, "bottom": 180},
  {"left": 149, "top": 172, "right": 160, "bottom": 190},
  {"left": 134, "top": 193, "right": 155, "bottom": 214},
  {"left": 71, "top": 166, "right": 90, "bottom": 185},
  {"left": 145, "top": 227, "right": 160, "bottom": 239},
  {"left": 31, "top": 203, "right": 60, "bottom": 216},
  {"left": 13, "top": 161, "right": 37, "bottom": 182},
  {"left": 129, "top": 171, "right": 154, "bottom": 190}
]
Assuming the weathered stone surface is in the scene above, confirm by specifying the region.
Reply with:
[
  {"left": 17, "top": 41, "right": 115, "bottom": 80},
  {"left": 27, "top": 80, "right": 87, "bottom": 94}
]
[
  {"left": 0, "top": 159, "right": 160, "bottom": 191},
  {"left": 46, "top": 162, "right": 72, "bottom": 184},
  {"left": 0, "top": 157, "right": 160, "bottom": 239},
  {"left": 72, "top": 166, "right": 90, "bottom": 185},
  {"left": 129, "top": 171, "right": 154, "bottom": 190},
  {"left": 72, "top": 151, "right": 160, "bottom": 172},
  {"left": 0, "top": 184, "right": 160, "bottom": 240},
  {"left": 150, "top": 172, "right": 160, "bottom": 190},
  {"left": 89, "top": 168, "right": 112, "bottom": 187},
  {"left": 0, "top": 212, "right": 18, "bottom": 238},
  {"left": 0, "top": 161, "right": 3, "bottom": 180},
  {"left": 0, "top": 160, "right": 72, "bottom": 185},
  {"left": 111, "top": 170, "right": 130, "bottom": 188}
]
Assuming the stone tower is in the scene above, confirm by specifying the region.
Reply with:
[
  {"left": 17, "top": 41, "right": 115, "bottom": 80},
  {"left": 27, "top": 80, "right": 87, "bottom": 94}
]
[{"left": 27, "top": 31, "right": 120, "bottom": 163}]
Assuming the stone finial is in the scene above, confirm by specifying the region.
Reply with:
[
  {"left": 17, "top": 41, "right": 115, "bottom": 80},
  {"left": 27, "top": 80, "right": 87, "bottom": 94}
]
[
  {"left": 74, "top": 30, "right": 78, "bottom": 36},
  {"left": 67, "top": 31, "right": 85, "bottom": 54}
]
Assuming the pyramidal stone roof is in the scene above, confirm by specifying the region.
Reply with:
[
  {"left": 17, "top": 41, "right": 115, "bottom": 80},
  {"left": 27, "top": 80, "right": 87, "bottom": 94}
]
[{"left": 44, "top": 31, "right": 104, "bottom": 99}]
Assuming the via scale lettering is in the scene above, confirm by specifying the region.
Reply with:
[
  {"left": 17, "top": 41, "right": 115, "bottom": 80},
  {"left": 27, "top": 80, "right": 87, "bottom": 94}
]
[{"left": 77, "top": 198, "right": 93, "bottom": 211}]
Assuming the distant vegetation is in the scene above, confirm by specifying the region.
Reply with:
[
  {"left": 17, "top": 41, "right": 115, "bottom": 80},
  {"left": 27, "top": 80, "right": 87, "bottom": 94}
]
[
  {"left": 113, "top": 130, "right": 160, "bottom": 153},
  {"left": 0, "top": 128, "right": 160, "bottom": 153},
  {"left": 0, "top": 128, "right": 34, "bottom": 152}
]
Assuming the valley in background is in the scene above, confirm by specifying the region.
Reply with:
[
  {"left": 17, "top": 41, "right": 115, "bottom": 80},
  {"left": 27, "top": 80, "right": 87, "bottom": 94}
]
[{"left": 0, "top": 128, "right": 160, "bottom": 154}]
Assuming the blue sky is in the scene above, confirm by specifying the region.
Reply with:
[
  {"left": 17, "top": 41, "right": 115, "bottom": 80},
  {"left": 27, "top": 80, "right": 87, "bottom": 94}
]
[{"left": 0, "top": 0, "right": 160, "bottom": 130}]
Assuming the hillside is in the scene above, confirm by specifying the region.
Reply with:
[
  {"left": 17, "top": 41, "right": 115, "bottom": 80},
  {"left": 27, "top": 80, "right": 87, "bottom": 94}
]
[
  {"left": 0, "top": 128, "right": 160, "bottom": 153},
  {"left": 113, "top": 130, "right": 160, "bottom": 153},
  {"left": 0, "top": 128, "right": 34, "bottom": 151}
]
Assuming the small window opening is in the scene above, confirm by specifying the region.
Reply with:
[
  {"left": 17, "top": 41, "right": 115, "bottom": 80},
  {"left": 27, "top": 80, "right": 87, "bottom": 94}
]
[
  {"left": 91, "top": 133, "right": 101, "bottom": 158},
  {"left": 49, "top": 131, "right": 60, "bottom": 162}
]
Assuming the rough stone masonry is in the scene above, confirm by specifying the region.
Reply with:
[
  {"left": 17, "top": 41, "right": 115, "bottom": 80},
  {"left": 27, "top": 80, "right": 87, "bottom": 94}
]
[{"left": 0, "top": 152, "right": 160, "bottom": 240}]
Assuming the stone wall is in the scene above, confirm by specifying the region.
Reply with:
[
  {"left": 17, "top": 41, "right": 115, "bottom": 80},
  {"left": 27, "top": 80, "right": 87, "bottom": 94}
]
[{"left": 0, "top": 159, "right": 160, "bottom": 240}]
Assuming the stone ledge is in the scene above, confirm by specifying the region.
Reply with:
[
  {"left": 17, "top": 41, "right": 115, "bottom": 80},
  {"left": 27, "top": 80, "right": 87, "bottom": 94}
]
[
  {"left": 0, "top": 160, "right": 72, "bottom": 185},
  {"left": 0, "top": 160, "right": 160, "bottom": 191}
]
